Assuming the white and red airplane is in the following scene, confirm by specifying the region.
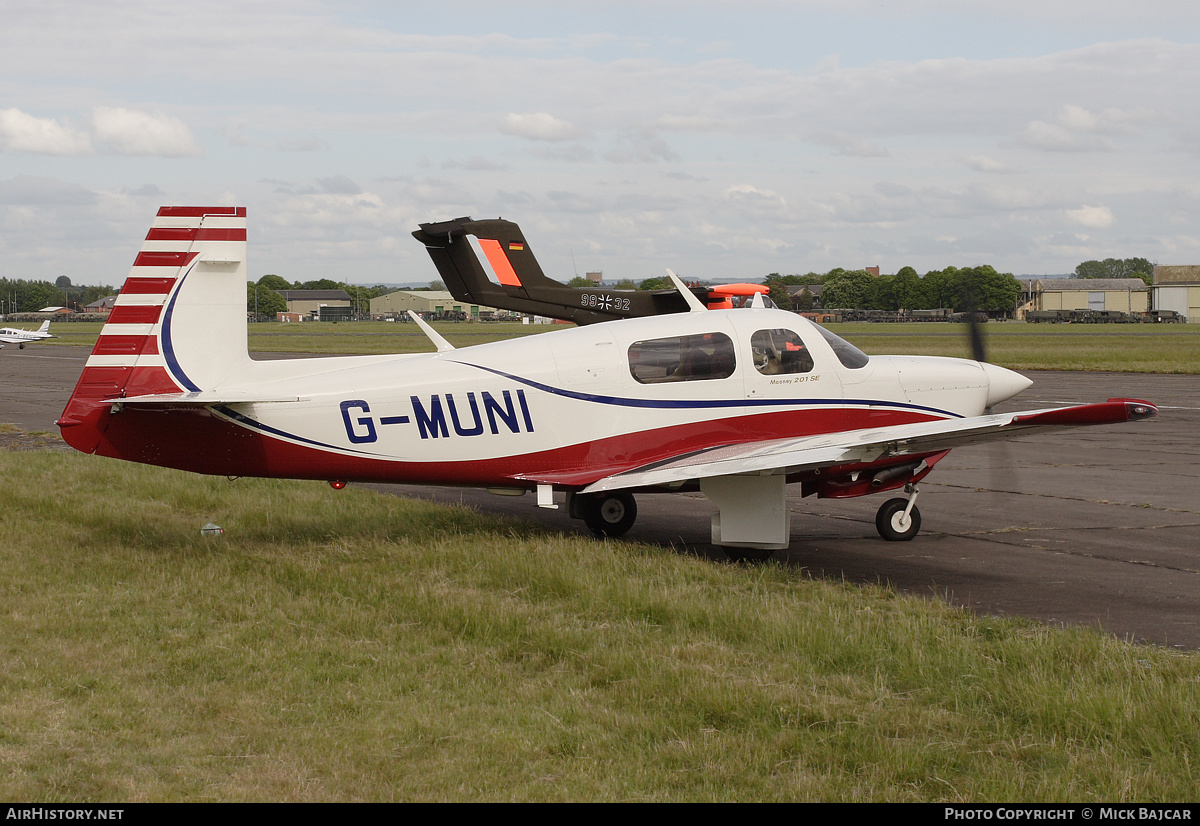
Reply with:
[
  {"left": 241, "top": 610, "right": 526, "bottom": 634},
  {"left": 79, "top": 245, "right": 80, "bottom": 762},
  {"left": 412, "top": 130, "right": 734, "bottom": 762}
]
[
  {"left": 1, "top": 319, "right": 54, "bottom": 349},
  {"left": 57, "top": 207, "right": 1157, "bottom": 555}
]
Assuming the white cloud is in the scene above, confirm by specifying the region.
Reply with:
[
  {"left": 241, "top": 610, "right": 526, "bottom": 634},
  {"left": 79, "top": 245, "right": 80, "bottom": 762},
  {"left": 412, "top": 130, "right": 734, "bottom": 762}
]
[
  {"left": 92, "top": 107, "right": 202, "bottom": 157},
  {"left": 960, "top": 155, "right": 1016, "bottom": 174},
  {"left": 1065, "top": 205, "right": 1114, "bottom": 228},
  {"left": 0, "top": 109, "right": 92, "bottom": 155},
  {"left": 722, "top": 184, "right": 788, "bottom": 214},
  {"left": 498, "top": 112, "right": 588, "bottom": 142},
  {"left": 808, "top": 131, "right": 890, "bottom": 158},
  {"left": 0, "top": 175, "right": 99, "bottom": 205}
]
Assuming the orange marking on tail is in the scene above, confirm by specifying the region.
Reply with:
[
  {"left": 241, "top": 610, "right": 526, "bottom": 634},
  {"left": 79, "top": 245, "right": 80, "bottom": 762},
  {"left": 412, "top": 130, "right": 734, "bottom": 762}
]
[{"left": 478, "top": 238, "right": 523, "bottom": 287}]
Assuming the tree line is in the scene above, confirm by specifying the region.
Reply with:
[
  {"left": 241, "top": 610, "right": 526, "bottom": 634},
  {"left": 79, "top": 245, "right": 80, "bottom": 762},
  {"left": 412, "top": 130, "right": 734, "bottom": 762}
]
[
  {"left": 248, "top": 275, "right": 396, "bottom": 320},
  {"left": 571, "top": 266, "right": 1024, "bottom": 313},
  {"left": 770, "top": 265, "right": 1023, "bottom": 313},
  {"left": 0, "top": 276, "right": 118, "bottom": 315}
]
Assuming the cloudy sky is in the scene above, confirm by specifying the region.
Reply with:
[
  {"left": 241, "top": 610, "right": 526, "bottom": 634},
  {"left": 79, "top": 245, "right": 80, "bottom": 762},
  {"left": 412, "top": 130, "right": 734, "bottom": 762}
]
[{"left": 4, "top": 0, "right": 1200, "bottom": 287}]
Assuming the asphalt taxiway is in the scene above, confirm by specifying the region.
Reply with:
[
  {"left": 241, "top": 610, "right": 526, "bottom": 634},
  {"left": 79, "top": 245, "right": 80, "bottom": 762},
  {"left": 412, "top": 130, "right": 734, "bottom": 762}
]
[{"left": 4, "top": 345, "right": 1198, "bottom": 647}]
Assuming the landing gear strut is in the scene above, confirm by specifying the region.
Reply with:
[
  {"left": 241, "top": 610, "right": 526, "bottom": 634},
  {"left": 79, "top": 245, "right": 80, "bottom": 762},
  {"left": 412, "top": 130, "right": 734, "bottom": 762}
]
[{"left": 875, "top": 484, "right": 921, "bottom": 541}]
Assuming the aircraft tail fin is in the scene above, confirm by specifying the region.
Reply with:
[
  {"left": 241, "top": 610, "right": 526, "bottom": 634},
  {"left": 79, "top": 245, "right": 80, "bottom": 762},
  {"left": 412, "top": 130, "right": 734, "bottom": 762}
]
[
  {"left": 58, "top": 206, "right": 251, "bottom": 453},
  {"left": 37, "top": 320, "right": 51, "bottom": 335},
  {"left": 413, "top": 217, "right": 563, "bottom": 304},
  {"left": 413, "top": 216, "right": 708, "bottom": 324}
]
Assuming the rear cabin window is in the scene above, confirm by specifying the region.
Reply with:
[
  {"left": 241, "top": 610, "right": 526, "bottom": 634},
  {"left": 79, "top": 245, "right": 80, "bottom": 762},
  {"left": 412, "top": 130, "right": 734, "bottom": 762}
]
[
  {"left": 628, "top": 333, "right": 737, "bottom": 384},
  {"left": 751, "top": 328, "right": 814, "bottom": 375}
]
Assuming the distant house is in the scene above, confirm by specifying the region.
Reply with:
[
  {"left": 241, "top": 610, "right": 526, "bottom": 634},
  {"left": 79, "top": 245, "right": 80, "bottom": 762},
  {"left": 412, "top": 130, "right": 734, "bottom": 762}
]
[
  {"left": 37, "top": 306, "right": 74, "bottom": 315},
  {"left": 84, "top": 296, "right": 118, "bottom": 314},
  {"left": 785, "top": 284, "right": 823, "bottom": 311}
]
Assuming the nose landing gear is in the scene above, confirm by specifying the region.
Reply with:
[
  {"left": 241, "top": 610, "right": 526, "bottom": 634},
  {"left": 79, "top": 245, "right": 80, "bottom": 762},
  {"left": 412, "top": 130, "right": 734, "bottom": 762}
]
[{"left": 875, "top": 484, "right": 921, "bottom": 541}]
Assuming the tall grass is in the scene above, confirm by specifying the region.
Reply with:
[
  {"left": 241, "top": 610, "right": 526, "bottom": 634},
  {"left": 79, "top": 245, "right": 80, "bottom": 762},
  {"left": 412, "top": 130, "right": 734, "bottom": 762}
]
[{"left": 2, "top": 441, "right": 1198, "bottom": 801}]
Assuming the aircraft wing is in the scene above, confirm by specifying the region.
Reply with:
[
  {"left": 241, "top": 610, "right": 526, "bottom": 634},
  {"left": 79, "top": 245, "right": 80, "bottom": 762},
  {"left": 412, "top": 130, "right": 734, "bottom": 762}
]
[{"left": 579, "top": 398, "right": 1157, "bottom": 493}]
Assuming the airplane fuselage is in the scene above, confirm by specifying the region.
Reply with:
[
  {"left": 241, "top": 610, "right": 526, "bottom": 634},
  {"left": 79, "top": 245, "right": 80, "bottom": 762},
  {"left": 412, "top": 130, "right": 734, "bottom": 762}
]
[{"left": 72, "top": 308, "right": 1013, "bottom": 490}]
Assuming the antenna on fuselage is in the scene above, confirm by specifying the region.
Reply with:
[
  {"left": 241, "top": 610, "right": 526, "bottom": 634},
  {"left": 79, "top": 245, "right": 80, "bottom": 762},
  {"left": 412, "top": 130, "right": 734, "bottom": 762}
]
[
  {"left": 406, "top": 310, "right": 455, "bottom": 353},
  {"left": 666, "top": 269, "right": 707, "bottom": 313}
]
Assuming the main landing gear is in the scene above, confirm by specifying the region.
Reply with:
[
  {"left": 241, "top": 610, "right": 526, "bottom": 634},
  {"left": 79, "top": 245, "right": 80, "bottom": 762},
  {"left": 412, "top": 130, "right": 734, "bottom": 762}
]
[
  {"left": 572, "top": 491, "right": 638, "bottom": 538},
  {"left": 875, "top": 484, "right": 921, "bottom": 541}
]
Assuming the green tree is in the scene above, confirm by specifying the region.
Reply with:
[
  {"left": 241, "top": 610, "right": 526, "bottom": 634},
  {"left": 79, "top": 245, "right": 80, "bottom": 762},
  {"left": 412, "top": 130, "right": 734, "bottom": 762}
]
[
  {"left": 1074, "top": 257, "right": 1153, "bottom": 285},
  {"left": 865, "top": 274, "right": 896, "bottom": 310},
  {"left": 257, "top": 274, "right": 292, "bottom": 291},
  {"left": 294, "top": 278, "right": 340, "bottom": 291},
  {"left": 567, "top": 276, "right": 593, "bottom": 288},
  {"left": 893, "top": 266, "right": 920, "bottom": 310},
  {"left": 915, "top": 268, "right": 957, "bottom": 310},
  {"left": 952, "top": 265, "right": 1021, "bottom": 313},
  {"left": 247, "top": 282, "right": 287, "bottom": 319},
  {"left": 820, "top": 269, "right": 874, "bottom": 308},
  {"left": 638, "top": 277, "right": 672, "bottom": 291},
  {"left": 762, "top": 277, "right": 793, "bottom": 312}
]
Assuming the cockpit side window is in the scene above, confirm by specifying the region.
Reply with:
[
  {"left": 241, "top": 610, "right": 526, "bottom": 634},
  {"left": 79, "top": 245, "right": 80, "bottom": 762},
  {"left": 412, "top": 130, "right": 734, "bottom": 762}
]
[
  {"left": 814, "top": 324, "right": 871, "bottom": 369},
  {"left": 628, "top": 333, "right": 737, "bottom": 384},
  {"left": 750, "top": 329, "right": 814, "bottom": 375}
]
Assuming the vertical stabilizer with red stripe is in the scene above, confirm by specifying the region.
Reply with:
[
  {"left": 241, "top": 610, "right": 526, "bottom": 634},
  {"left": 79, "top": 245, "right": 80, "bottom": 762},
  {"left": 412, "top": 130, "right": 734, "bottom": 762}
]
[{"left": 58, "top": 207, "right": 251, "bottom": 454}]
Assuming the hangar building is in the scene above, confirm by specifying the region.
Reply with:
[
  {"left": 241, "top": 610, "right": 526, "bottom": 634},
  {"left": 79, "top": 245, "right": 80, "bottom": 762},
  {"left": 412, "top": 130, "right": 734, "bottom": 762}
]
[
  {"left": 369, "top": 290, "right": 500, "bottom": 320},
  {"left": 1152, "top": 266, "right": 1200, "bottom": 322},
  {"left": 273, "top": 289, "right": 354, "bottom": 320},
  {"left": 1019, "top": 278, "right": 1149, "bottom": 317}
]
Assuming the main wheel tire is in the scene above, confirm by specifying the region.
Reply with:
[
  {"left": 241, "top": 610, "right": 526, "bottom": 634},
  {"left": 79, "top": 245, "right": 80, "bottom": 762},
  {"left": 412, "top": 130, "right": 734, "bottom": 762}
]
[
  {"left": 582, "top": 492, "right": 637, "bottom": 538},
  {"left": 876, "top": 497, "right": 921, "bottom": 541}
]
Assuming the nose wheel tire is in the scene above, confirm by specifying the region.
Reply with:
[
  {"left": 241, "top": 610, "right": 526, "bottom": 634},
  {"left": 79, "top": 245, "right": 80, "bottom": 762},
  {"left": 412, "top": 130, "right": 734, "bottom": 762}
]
[
  {"left": 876, "top": 497, "right": 921, "bottom": 541},
  {"left": 582, "top": 492, "right": 637, "bottom": 538}
]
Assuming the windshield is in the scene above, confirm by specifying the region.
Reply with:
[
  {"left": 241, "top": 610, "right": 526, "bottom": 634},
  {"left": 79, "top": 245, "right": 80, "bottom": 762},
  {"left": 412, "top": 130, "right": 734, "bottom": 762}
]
[{"left": 813, "top": 324, "right": 870, "bottom": 369}]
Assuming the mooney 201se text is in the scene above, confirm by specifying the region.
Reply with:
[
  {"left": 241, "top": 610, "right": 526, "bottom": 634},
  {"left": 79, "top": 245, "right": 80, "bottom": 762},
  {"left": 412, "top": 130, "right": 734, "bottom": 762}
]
[{"left": 57, "top": 208, "right": 1157, "bottom": 556}]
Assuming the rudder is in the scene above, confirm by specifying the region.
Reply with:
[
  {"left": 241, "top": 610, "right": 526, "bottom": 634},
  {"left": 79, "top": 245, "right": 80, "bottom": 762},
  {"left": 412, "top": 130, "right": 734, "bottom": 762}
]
[{"left": 58, "top": 206, "right": 251, "bottom": 453}]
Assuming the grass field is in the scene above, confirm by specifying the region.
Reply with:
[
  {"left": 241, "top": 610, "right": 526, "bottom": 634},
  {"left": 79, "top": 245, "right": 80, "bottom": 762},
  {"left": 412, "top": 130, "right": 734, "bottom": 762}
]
[
  {"left": 38, "top": 319, "right": 1200, "bottom": 373},
  {"left": 2, "top": 439, "right": 1199, "bottom": 802}
]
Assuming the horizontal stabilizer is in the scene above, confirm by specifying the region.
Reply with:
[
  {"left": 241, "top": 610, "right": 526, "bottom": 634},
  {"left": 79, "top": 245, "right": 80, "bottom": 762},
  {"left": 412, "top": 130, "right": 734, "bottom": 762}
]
[{"left": 117, "top": 391, "right": 306, "bottom": 406}]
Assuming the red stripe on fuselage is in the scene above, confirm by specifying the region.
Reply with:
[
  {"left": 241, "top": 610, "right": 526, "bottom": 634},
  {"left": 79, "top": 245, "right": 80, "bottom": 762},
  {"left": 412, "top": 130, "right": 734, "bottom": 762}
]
[{"left": 88, "top": 404, "right": 942, "bottom": 488}]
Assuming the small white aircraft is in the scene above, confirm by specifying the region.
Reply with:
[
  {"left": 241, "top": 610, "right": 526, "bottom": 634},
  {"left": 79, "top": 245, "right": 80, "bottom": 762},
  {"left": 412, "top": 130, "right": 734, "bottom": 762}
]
[
  {"left": 58, "top": 207, "right": 1157, "bottom": 556},
  {"left": 0, "top": 320, "right": 53, "bottom": 349}
]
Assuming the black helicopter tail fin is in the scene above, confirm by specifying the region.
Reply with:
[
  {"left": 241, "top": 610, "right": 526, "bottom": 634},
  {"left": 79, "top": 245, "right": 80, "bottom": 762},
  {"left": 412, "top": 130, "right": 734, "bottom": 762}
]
[
  {"left": 413, "top": 217, "right": 560, "bottom": 303},
  {"left": 413, "top": 217, "right": 698, "bottom": 324}
]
